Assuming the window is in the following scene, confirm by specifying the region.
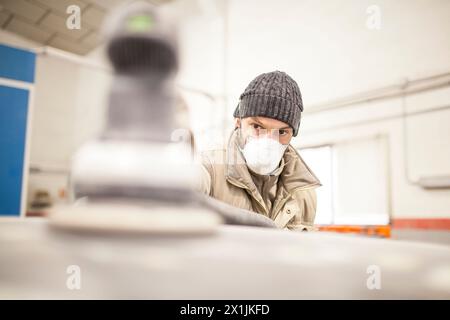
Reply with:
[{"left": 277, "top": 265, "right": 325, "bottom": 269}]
[{"left": 299, "top": 136, "right": 390, "bottom": 226}]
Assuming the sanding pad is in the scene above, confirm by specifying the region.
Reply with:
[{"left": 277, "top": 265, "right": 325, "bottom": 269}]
[{"left": 48, "top": 202, "right": 222, "bottom": 235}]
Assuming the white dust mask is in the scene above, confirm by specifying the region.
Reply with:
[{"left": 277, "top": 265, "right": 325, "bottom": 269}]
[{"left": 240, "top": 136, "right": 288, "bottom": 175}]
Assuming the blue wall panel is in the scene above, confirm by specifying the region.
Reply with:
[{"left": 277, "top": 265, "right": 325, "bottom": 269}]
[
  {"left": 0, "top": 85, "right": 29, "bottom": 216},
  {"left": 0, "top": 44, "right": 36, "bottom": 83}
]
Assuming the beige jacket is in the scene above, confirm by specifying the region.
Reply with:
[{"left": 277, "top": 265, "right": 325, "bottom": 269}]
[{"left": 200, "top": 130, "right": 321, "bottom": 231}]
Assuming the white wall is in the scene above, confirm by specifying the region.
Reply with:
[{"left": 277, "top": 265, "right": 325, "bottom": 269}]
[
  {"left": 226, "top": 0, "right": 450, "bottom": 108},
  {"left": 162, "top": 0, "right": 229, "bottom": 149},
  {"left": 31, "top": 54, "right": 110, "bottom": 208}
]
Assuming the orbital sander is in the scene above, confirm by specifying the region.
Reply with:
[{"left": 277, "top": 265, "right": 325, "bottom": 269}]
[
  {"left": 49, "top": 2, "right": 275, "bottom": 234},
  {"left": 49, "top": 2, "right": 221, "bottom": 234}
]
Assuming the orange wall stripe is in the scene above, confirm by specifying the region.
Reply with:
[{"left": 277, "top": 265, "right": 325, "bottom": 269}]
[{"left": 392, "top": 218, "right": 450, "bottom": 230}]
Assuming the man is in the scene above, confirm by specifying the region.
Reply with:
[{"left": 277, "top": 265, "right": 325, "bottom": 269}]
[{"left": 200, "top": 71, "right": 320, "bottom": 231}]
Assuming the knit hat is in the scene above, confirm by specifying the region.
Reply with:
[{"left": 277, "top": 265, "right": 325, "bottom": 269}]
[{"left": 233, "top": 71, "right": 303, "bottom": 136}]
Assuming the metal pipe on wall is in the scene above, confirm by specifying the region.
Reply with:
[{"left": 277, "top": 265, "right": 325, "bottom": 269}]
[{"left": 306, "top": 71, "right": 450, "bottom": 114}]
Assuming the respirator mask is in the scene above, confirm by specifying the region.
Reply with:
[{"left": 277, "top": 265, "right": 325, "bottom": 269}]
[{"left": 237, "top": 105, "right": 289, "bottom": 175}]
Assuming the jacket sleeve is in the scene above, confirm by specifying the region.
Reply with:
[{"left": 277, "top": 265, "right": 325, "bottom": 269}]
[
  {"left": 286, "top": 188, "right": 318, "bottom": 232},
  {"left": 197, "top": 152, "right": 213, "bottom": 196},
  {"left": 199, "top": 165, "right": 212, "bottom": 196}
]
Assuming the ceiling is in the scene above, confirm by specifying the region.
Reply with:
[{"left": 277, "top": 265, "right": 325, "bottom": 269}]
[{"left": 0, "top": 0, "right": 171, "bottom": 55}]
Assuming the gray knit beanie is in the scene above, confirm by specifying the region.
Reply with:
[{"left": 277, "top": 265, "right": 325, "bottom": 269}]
[{"left": 233, "top": 71, "right": 303, "bottom": 136}]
